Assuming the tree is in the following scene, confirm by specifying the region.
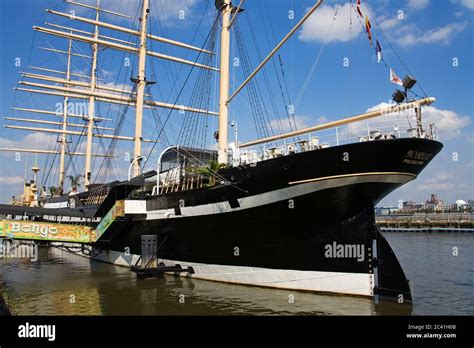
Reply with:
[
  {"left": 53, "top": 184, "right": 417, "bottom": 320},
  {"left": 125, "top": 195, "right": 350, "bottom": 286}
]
[
  {"left": 67, "top": 174, "right": 82, "bottom": 190},
  {"left": 195, "top": 160, "right": 226, "bottom": 187},
  {"left": 49, "top": 186, "right": 58, "bottom": 196}
]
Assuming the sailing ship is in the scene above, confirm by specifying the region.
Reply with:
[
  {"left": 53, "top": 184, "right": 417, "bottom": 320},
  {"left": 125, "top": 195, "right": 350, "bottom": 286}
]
[{"left": 0, "top": 0, "right": 443, "bottom": 303}]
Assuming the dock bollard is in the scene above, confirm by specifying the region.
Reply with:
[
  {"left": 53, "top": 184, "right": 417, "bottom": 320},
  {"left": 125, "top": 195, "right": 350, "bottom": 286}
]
[{"left": 141, "top": 235, "right": 158, "bottom": 269}]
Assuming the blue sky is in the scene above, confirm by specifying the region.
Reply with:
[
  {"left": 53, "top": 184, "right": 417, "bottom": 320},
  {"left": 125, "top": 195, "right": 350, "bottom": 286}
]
[{"left": 0, "top": 0, "right": 472, "bottom": 205}]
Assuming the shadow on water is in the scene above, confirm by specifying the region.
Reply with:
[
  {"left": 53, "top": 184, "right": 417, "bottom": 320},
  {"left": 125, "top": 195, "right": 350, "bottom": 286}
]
[{"left": 0, "top": 246, "right": 414, "bottom": 315}]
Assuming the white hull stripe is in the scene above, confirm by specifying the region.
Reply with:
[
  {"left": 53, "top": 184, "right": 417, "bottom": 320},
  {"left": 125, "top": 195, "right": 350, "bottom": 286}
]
[
  {"left": 123, "top": 172, "right": 415, "bottom": 220},
  {"left": 84, "top": 248, "right": 374, "bottom": 297}
]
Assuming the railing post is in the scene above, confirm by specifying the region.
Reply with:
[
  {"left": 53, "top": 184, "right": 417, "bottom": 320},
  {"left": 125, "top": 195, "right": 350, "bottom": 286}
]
[{"left": 128, "top": 155, "right": 146, "bottom": 181}]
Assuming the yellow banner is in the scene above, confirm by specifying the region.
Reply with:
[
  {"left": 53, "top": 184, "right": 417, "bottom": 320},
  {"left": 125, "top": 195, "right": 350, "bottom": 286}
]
[{"left": 0, "top": 220, "right": 95, "bottom": 243}]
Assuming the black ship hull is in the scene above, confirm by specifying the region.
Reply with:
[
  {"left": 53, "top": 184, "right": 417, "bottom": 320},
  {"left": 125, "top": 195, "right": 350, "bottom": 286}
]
[{"left": 91, "top": 138, "right": 442, "bottom": 300}]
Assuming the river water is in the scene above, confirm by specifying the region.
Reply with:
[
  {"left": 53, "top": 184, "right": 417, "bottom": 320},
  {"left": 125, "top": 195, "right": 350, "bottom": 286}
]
[{"left": 0, "top": 232, "right": 472, "bottom": 315}]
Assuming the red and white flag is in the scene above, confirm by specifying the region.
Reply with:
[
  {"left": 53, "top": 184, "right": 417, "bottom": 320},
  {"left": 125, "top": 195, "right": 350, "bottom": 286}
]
[
  {"left": 390, "top": 68, "right": 404, "bottom": 86},
  {"left": 356, "top": 0, "right": 363, "bottom": 18}
]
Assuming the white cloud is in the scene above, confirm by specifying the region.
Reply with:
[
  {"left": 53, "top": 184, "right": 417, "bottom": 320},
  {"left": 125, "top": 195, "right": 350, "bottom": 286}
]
[
  {"left": 421, "top": 105, "right": 471, "bottom": 139},
  {"left": 97, "top": 82, "right": 133, "bottom": 96},
  {"left": 459, "top": 0, "right": 474, "bottom": 10},
  {"left": 364, "top": 102, "right": 470, "bottom": 140},
  {"left": 389, "top": 157, "right": 474, "bottom": 204},
  {"left": 299, "top": 3, "right": 364, "bottom": 43},
  {"left": 0, "top": 176, "right": 24, "bottom": 185},
  {"left": 416, "top": 170, "right": 473, "bottom": 193},
  {"left": 420, "top": 172, "right": 455, "bottom": 188},
  {"left": 366, "top": 102, "right": 396, "bottom": 112},
  {"left": 65, "top": 0, "right": 198, "bottom": 24},
  {"left": 0, "top": 132, "right": 94, "bottom": 159},
  {"left": 0, "top": 132, "right": 58, "bottom": 150},
  {"left": 379, "top": 16, "right": 401, "bottom": 31},
  {"left": 154, "top": 0, "right": 197, "bottom": 22},
  {"left": 270, "top": 116, "right": 327, "bottom": 133},
  {"left": 407, "top": 0, "right": 430, "bottom": 10},
  {"left": 341, "top": 102, "right": 409, "bottom": 135},
  {"left": 370, "top": 4, "right": 468, "bottom": 48},
  {"left": 417, "top": 182, "right": 455, "bottom": 191},
  {"left": 397, "top": 22, "right": 467, "bottom": 46}
]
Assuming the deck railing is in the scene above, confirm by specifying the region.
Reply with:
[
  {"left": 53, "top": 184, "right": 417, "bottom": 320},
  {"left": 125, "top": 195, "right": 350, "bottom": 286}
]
[{"left": 233, "top": 114, "right": 437, "bottom": 166}]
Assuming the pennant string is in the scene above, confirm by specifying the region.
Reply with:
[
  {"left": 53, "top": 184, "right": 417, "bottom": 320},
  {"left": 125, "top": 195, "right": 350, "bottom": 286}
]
[
  {"left": 362, "top": 1, "right": 429, "bottom": 97},
  {"left": 350, "top": 0, "right": 391, "bottom": 71}
]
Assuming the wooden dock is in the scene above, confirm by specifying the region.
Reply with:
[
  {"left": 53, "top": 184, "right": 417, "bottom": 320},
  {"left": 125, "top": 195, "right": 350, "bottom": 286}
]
[
  {"left": 376, "top": 213, "right": 473, "bottom": 231},
  {"left": 380, "top": 227, "right": 473, "bottom": 233}
]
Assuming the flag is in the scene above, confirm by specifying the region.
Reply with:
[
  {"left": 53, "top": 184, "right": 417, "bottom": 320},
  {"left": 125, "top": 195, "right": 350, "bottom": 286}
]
[
  {"left": 365, "top": 16, "right": 372, "bottom": 43},
  {"left": 376, "top": 40, "right": 382, "bottom": 63},
  {"left": 356, "top": 0, "right": 363, "bottom": 18},
  {"left": 390, "top": 68, "right": 404, "bottom": 86}
]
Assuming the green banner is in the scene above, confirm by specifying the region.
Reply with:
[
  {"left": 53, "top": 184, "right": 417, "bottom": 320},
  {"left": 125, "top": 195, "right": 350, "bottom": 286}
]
[{"left": 95, "top": 200, "right": 125, "bottom": 240}]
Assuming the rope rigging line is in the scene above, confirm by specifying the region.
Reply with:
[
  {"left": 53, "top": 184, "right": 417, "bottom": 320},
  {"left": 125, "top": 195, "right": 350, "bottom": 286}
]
[
  {"left": 234, "top": 19, "right": 278, "bottom": 148},
  {"left": 66, "top": 142, "right": 79, "bottom": 179},
  {"left": 176, "top": 67, "right": 215, "bottom": 152},
  {"left": 36, "top": 41, "right": 91, "bottom": 190},
  {"left": 88, "top": 2, "right": 144, "bottom": 186},
  {"left": 84, "top": 97, "right": 133, "bottom": 205},
  {"left": 176, "top": 20, "right": 217, "bottom": 152},
  {"left": 243, "top": 12, "right": 279, "bottom": 139},
  {"left": 6, "top": 1, "right": 97, "bottom": 192},
  {"left": 64, "top": 121, "right": 88, "bottom": 178},
  {"left": 145, "top": 84, "right": 170, "bottom": 147},
  {"left": 157, "top": 0, "right": 211, "bottom": 95},
  {"left": 143, "top": 12, "right": 221, "bottom": 170},
  {"left": 262, "top": 0, "right": 299, "bottom": 135},
  {"left": 233, "top": 23, "right": 267, "bottom": 141},
  {"left": 40, "top": 141, "right": 60, "bottom": 191},
  {"left": 94, "top": 88, "right": 135, "bottom": 185},
  {"left": 147, "top": 0, "right": 213, "bottom": 146},
  {"left": 295, "top": 3, "right": 339, "bottom": 108},
  {"left": 36, "top": 115, "right": 62, "bottom": 190},
  {"left": 349, "top": 0, "right": 353, "bottom": 118},
  {"left": 90, "top": 103, "right": 110, "bottom": 175}
]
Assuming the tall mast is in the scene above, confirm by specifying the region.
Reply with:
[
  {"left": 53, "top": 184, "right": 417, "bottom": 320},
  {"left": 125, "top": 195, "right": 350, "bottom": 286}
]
[
  {"left": 84, "top": 0, "right": 100, "bottom": 189},
  {"left": 3, "top": 0, "right": 218, "bottom": 187},
  {"left": 132, "top": 0, "right": 150, "bottom": 177},
  {"left": 58, "top": 37, "right": 73, "bottom": 190},
  {"left": 217, "top": 0, "right": 232, "bottom": 164}
]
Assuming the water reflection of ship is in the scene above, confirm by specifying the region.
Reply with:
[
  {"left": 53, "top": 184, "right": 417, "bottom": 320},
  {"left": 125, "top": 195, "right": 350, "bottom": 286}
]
[
  {"left": 50, "top": 247, "right": 379, "bottom": 315},
  {"left": 46, "top": 247, "right": 409, "bottom": 316},
  {"left": 1, "top": 246, "right": 412, "bottom": 315},
  {"left": 1, "top": 246, "right": 102, "bottom": 315}
]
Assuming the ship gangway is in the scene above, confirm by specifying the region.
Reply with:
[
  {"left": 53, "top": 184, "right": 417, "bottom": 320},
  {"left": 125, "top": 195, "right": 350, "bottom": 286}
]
[{"left": 0, "top": 200, "right": 192, "bottom": 277}]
